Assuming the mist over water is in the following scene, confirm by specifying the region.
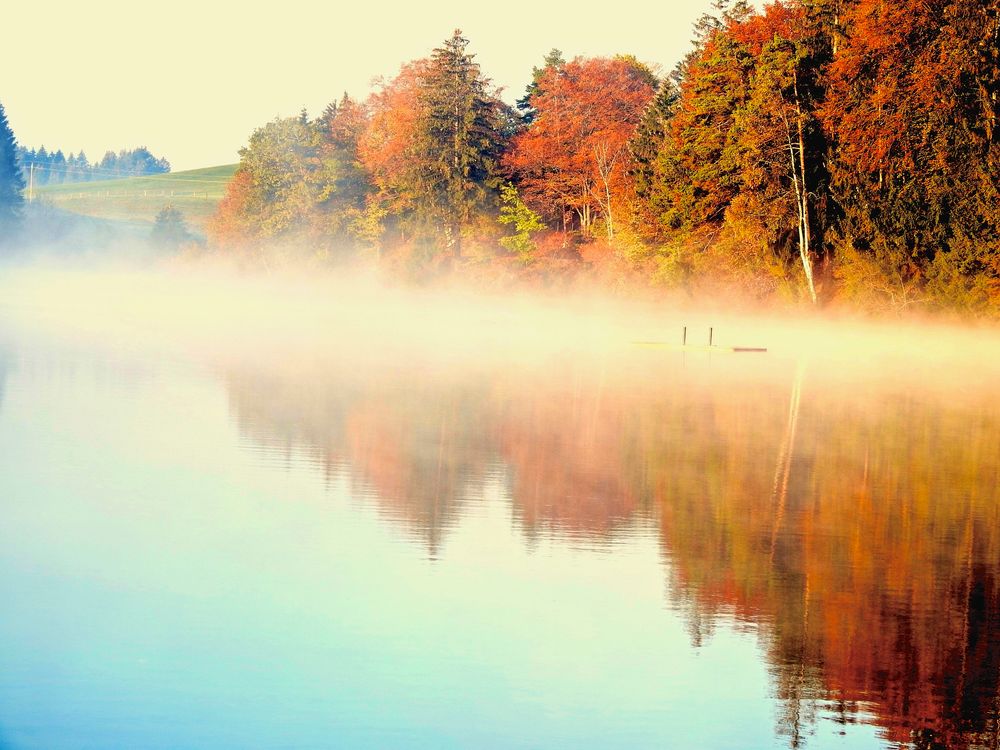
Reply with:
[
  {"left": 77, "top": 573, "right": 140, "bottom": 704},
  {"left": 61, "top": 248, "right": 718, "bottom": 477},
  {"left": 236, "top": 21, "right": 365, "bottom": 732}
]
[{"left": 0, "top": 263, "right": 998, "bottom": 749}]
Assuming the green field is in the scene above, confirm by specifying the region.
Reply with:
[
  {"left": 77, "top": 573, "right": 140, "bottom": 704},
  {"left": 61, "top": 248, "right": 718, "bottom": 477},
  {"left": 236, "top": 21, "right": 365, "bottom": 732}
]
[{"left": 32, "top": 164, "right": 238, "bottom": 232}]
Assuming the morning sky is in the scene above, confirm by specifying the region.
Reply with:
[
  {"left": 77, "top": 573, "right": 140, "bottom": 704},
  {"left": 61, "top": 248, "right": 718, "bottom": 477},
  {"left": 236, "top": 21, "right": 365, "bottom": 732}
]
[{"left": 3, "top": 0, "right": 721, "bottom": 170}]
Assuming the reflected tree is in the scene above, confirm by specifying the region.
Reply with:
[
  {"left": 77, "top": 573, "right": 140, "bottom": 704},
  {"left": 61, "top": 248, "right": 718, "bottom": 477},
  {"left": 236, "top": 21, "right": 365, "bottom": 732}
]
[{"left": 222, "top": 352, "right": 1000, "bottom": 748}]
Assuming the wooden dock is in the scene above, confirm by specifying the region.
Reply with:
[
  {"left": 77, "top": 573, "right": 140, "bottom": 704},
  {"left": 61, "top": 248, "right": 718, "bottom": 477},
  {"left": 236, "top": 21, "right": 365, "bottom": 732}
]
[
  {"left": 631, "top": 341, "right": 768, "bottom": 353},
  {"left": 632, "top": 327, "right": 767, "bottom": 353}
]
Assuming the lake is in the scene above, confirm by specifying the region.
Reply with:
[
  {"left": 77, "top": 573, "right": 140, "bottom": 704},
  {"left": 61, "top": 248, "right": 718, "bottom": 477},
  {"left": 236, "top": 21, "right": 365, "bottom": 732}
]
[{"left": 0, "top": 269, "right": 997, "bottom": 749}]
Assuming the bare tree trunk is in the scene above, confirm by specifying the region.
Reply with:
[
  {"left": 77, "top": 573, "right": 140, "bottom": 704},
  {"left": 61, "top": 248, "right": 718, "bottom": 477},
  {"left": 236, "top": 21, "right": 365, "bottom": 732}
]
[
  {"left": 594, "top": 142, "right": 620, "bottom": 241},
  {"left": 781, "top": 84, "right": 818, "bottom": 305},
  {"left": 794, "top": 75, "right": 817, "bottom": 303}
]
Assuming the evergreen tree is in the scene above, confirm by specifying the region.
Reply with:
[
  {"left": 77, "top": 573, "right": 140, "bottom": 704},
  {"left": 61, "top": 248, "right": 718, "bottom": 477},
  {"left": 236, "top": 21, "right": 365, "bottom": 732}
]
[
  {"left": 316, "top": 98, "right": 340, "bottom": 135},
  {"left": 628, "top": 78, "right": 680, "bottom": 235},
  {"left": 76, "top": 151, "right": 91, "bottom": 182},
  {"left": 0, "top": 101, "right": 26, "bottom": 240},
  {"left": 51, "top": 149, "right": 67, "bottom": 185},
  {"left": 99, "top": 150, "right": 118, "bottom": 177},
  {"left": 35, "top": 146, "right": 50, "bottom": 186},
  {"left": 414, "top": 29, "right": 507, "bottom": 257},
  {"left": 653, "top": 30, "right": 754, "bottom": 231},
  {"left": 734, "top": 28, "right": 828, "bottom": 303}
]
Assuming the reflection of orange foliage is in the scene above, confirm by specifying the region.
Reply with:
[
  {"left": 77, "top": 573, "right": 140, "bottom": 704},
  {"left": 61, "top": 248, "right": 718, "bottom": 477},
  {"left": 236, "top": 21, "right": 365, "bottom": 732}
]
[
  {"left": 495, "top": 381, "right": 640, "bottom": 536},
  {"left": 654, "top": 383, "right": 1000, "bottom": 747},
  {"left": 343, "top": 390, "right": 488, "bottom": 555},
  {"left": 224, "top": 359, "right": 1000, "bottom": 746}
]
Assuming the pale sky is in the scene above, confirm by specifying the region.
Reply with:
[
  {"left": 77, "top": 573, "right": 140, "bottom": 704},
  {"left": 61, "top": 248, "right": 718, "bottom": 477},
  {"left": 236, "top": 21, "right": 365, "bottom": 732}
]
[{"left": 2, "top": 1, "right": 718, "bottom": 171}]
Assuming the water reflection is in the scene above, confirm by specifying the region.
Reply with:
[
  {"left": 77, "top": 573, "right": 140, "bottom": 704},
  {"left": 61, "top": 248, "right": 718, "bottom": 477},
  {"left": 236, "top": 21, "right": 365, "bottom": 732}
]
[{"left": 224, "top": 354, "right": 1000, "bottom": 748}]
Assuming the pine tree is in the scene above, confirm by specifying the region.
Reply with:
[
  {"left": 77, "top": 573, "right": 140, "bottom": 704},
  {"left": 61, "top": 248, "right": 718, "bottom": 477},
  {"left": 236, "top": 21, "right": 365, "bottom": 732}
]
[
  {"left": 77, "top": 151, "right": 91, "bottom": 182},
  {"left": 317, "top": 98, "right": 340, "bottom": 135},
  {"left": 653, "top": 30, "right": 754, "bottom": 231},
  {"left": 414, "top": 29, "right": 507, "bottom": 258},
  {"left": 0, "top": 101, "right": 26, "bottom": 240},
  {"left": 629, "top": 78, "right": 680, "bottom": 236}
]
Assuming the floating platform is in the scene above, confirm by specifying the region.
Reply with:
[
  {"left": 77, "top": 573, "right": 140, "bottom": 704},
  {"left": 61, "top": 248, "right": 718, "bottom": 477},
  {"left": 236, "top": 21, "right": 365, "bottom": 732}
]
[{"left": 631, "top": 341, "right": 768, "bottom": 353}]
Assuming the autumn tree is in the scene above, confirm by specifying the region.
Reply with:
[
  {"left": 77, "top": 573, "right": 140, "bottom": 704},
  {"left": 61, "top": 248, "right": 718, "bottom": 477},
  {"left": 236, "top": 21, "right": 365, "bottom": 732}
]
[
  {"left": 729, "top": 3, "right": 830, "bottom": 302},
  {"left": 822, "top": 0, "right": 1000, "bottom": 312},
  {"left": 208, "top": 169, "right": 256, "bottom": 247},
  {"left": 209, "top": 106, "right": 375, "bottom": 256},
  {"left": 311, "top": 94, "right": 373, "bottom": 244},
  {"left": 505, "top": 56, "right": 657, "bottom": 241},
  {"left": 358, "top": 60, "right": 429, "bottom": 231},
  {"left": 516, "top": 48, "right": 567, "bottom": 125},
  {"left": 0, "top": 100, "right": 25, "bottom": 241},
  {"left": 234, "top": 114, "right": 317, "bottom": 242}
]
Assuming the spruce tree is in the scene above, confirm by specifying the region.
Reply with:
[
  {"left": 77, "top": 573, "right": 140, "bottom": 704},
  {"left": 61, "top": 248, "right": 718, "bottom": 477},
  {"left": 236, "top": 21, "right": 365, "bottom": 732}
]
[
  {"left": 0, "top": 100, "right": 26, "bottom": 239},
  {"left": 629, "top": 79, "right": 680, "bottom": 236},
  {"left": 415, "top": 29, "right": 506, "bottom": 258}
]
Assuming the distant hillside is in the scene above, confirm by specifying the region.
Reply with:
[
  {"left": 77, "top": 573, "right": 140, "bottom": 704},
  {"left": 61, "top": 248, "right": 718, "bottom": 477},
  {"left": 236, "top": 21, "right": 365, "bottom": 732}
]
[{"left": 31, "top": 164, "right": 238, "bottom": 232}]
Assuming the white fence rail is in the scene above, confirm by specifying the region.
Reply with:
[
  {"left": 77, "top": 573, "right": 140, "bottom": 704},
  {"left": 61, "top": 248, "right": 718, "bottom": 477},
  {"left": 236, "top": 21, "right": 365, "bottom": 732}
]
[{"left": 41, "top": 190, "right": 221, "bottom": 201}]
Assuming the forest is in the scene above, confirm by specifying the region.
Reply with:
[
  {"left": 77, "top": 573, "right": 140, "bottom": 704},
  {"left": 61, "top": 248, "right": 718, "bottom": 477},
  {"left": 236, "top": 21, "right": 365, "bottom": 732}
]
[
  {"left": 208, "top": 0, "right": 1000, "bottom": 314},
  {"left": 0, "top": 0, "right": 997, "bottom": 314}
]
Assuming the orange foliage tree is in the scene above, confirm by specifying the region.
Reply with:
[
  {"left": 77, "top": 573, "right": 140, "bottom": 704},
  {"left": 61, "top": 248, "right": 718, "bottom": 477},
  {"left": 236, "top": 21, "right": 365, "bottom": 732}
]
[
  {"left": 358, "top": 60, "right": 430, "bottom": 226},
  {"left": 207, "top": 169, "right": 256, "bottom": 248},
  {"left": 504, "top": 56, "right": 656, "bottom": 241}
]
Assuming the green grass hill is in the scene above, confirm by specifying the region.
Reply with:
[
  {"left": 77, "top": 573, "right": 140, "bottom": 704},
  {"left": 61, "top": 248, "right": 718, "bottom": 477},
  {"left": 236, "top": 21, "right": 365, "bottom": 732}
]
[{"left": 31, "top": 164, "right": 238, "bottom": 233}]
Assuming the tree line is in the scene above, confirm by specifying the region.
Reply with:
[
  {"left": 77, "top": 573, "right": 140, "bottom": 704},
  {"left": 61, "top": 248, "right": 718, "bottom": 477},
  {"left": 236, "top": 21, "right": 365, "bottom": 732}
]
[
  {"left": 1, "top": 99, "right": 175, "bottom": 245},
  {"left": 210, "top": 1, "right": 1000, "bottom": 313},
  {"left": 16, "top": 145, "right": 170, "bottom": 185}
]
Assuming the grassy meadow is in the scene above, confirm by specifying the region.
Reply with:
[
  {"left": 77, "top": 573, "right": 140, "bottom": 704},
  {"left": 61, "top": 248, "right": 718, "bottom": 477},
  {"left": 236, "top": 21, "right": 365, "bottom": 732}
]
[{"left": 31, "top": 164, "right": 237, "bottom": 233}]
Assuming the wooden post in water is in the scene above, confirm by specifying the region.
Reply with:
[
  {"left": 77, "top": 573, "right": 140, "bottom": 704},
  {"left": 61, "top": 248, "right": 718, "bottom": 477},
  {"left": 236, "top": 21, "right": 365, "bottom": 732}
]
[
  {"left": 682, "top": 326, "right": 687, "bottom": 346},
  {"left": 709, "top": 327, "right": 714, "bottom": 347}
]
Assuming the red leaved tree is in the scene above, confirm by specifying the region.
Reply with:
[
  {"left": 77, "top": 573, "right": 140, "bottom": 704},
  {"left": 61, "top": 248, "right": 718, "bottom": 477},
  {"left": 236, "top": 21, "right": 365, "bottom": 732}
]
[{"left": 504, "top": 56, "right": 656, "bottom": 242}]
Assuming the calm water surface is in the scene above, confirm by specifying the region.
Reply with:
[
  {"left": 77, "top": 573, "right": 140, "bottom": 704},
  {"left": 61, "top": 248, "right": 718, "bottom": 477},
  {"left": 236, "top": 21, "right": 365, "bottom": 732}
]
[{"left": 0, "top": 305, "right": 997, "bottom": 749}]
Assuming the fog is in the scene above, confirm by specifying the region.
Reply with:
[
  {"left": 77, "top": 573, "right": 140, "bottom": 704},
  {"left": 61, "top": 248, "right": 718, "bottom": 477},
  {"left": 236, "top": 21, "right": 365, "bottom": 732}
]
[
  {"left": 2, "top": 253, "right": 998, "bottom": 750},
  {"left": 2, "top": 258, "right": 999, "bottom": 403}
]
